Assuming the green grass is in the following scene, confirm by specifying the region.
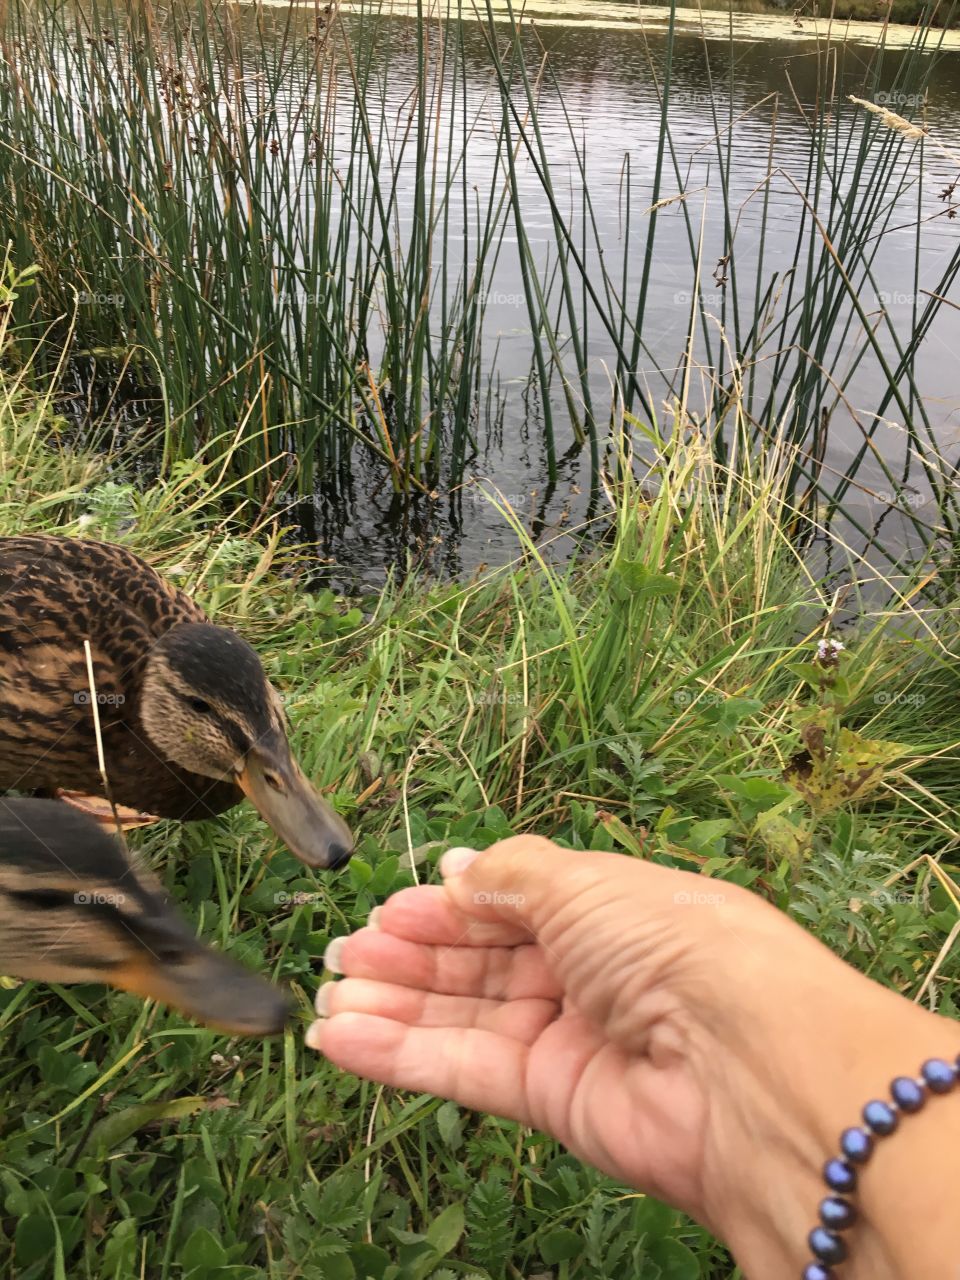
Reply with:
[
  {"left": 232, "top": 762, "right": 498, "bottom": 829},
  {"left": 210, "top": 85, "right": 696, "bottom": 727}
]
[{"left": 0, "top": 296, "right": 957, "bottom": 1278}]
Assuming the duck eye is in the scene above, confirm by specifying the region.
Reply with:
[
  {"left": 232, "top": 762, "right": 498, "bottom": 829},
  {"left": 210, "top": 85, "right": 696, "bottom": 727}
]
[{"left": 187, "top": 697, "right": 212, "bottom": 715}]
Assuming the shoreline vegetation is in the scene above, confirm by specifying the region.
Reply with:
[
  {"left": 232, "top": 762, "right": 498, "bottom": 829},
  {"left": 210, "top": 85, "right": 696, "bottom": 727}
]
[
  {"left": 2, "top": 0, "right": 958, "bottom": 578},
  {"left": 291, "top": 0, "right": 960, "bottom": 37}
]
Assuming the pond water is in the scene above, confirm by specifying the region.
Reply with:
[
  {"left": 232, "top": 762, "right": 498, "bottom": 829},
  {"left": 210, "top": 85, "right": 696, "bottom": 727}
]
[{"left": 211, "top": 5, "right": 960, "bottom": 585}]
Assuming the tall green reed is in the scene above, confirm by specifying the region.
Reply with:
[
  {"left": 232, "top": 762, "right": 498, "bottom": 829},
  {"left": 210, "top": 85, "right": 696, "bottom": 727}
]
[
  {"left": 475, "top": 0, "right": 960, "bottom": 567},
  {"left": 0, "top": 0, "right": 516, "bottom": 496},
  {"left": 0, "top": 0, "right": 957, "bottom": 571}
]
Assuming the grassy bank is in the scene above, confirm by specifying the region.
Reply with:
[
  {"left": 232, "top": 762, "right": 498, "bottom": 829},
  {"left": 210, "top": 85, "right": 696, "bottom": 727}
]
[
  {"left": 633, "top": 0, "right": 960, "bottom": 26},
  {"left": 1, "top": 302, "right": 958, "bottom": 1277},
  {"left": 339, "top": 0, "right": 960, "bottom": 30}
]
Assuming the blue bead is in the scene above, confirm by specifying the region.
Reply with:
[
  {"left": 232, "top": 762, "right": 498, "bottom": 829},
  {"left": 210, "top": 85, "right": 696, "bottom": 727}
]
[
  {"left": 823, "top": 1157, "right": 857, "bottom": 1192},
  {"left": 819, "top": 1195, "right": 857, "bottom": 1230},
  {"left": 863, "top": 1099, "right": 898, "bottom": 1135},
  {"left": 921, "top": 1058, "right": 957, "bottom": 1094},
  {"left": 803, "top": 1265, "right": 832, "bottom": 1280},
  {"left": 809, "top": 1227, "right": 848, "bottom": 1265},
  {"left": 840, "top": 1126, "right": 874, "bottom": 1163},
  {"left": 891, "top": 1076, "right": 925, "bottom": 1112}
]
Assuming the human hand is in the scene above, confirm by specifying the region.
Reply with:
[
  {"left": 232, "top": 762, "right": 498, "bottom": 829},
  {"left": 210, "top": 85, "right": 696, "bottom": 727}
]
[{"left": 307, "top": 837, "right": 960, "bottom": 1278}]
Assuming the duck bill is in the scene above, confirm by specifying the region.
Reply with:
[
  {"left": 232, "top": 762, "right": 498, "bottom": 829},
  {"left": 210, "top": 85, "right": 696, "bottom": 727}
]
[
  {"left": 237, "top": 741, "right": 354, "bottom": 870},
  {"left": 113, "top": 948, "right": 292, "bottom": 1036}
]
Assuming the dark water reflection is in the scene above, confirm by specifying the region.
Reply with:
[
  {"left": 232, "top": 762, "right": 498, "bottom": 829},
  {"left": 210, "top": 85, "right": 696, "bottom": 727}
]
[{"left": 243, "top": 9, "right": 960, "bottom": 588}]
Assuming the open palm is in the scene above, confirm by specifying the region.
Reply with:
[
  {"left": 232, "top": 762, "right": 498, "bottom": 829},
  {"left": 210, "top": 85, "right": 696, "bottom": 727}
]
[{"left": 306, "top": 840, "right": 769, "bottom": 1227}]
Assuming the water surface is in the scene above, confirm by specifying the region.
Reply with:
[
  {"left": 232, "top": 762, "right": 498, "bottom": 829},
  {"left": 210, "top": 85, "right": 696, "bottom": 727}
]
[{"left": 209, "top": 5, "right": 960, "bottom": 585}]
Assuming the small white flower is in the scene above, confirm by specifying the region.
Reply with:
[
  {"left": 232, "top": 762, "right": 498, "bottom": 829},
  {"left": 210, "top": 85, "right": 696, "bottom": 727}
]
[{"left": 817, "top": 638, "right": 845, "bottom": 661}]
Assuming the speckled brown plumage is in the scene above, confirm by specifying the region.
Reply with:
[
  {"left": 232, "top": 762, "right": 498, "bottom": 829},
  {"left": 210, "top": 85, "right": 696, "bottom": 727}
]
[{"left": 0, "top": 535, "right": 239, "bottom": 818}]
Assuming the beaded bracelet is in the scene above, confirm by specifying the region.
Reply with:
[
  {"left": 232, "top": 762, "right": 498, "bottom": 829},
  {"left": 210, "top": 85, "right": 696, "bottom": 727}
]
[{"left": 801, "top": 1054, "right": 960, "bottom": 1278}]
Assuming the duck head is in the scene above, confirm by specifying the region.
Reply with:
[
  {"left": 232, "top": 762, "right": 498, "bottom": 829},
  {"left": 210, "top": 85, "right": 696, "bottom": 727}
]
[
  {"left": 0, "top": 800, "right": 291, "bottom": 1035},
  {"left": 140, "top": 623, "right": 354, "bottom": 870}
]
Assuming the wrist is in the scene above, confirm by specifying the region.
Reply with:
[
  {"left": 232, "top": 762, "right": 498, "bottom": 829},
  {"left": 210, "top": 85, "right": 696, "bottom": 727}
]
[{"left": 693, "top": 893, "right": 960, "bottom": 1278}]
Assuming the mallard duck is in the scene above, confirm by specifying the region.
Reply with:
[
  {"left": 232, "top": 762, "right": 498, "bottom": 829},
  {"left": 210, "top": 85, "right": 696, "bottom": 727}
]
[
  {"left": 0, "top": 535, "right": 353, "bottom": 869},
  {"left": 0, "top": 799, "right": 289, "bottom": 1034}
]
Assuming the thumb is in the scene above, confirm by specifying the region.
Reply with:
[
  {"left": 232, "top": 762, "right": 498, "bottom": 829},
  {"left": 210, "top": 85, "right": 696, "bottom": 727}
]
[
  {"left": 437, "top": 836, "right": 758, "bottom": 999},
  {"left": 438, "top": 835, "right": 581, "bottom": 933},
  {"left": 439, "top": 834, "right": 682, "bottom": 939}
]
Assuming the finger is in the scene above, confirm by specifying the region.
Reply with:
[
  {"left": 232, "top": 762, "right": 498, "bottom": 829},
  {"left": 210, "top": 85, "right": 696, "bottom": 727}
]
[
  {"left": 372, "top": 885, "right": 533, "bottom": 948},
  {"left": 439, "top": 836, "right": 648, "bottom": 931},
  {"left": 308, "top": 1012, "right": 535, "bottom": 1121},
  {"left": 439, "top": 837, "right": 724, "bottom": 955},
  {"left": 315, "top": 976, "right": 559, "bottom": 1042},
  {"left": 325, "top": 927, "right": 562, "bottom": 1001}
]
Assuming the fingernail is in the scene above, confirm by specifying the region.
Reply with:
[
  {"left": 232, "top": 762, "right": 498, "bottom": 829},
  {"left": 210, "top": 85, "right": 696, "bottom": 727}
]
[
  {"left": 367, "top": 906, "right": 382, "bottom": 930},
  {"left": 305, "top": 1019, "right": 325, "bottom": 1051},
  {"left": 440, "top": 846, "right": 480, "bottom": 877},
  {"left": 314, "top": 983, "right": 334, "bottom": 1016},
  {"left": 323, "top": 936, "right": 346, "bottom": 974}
]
